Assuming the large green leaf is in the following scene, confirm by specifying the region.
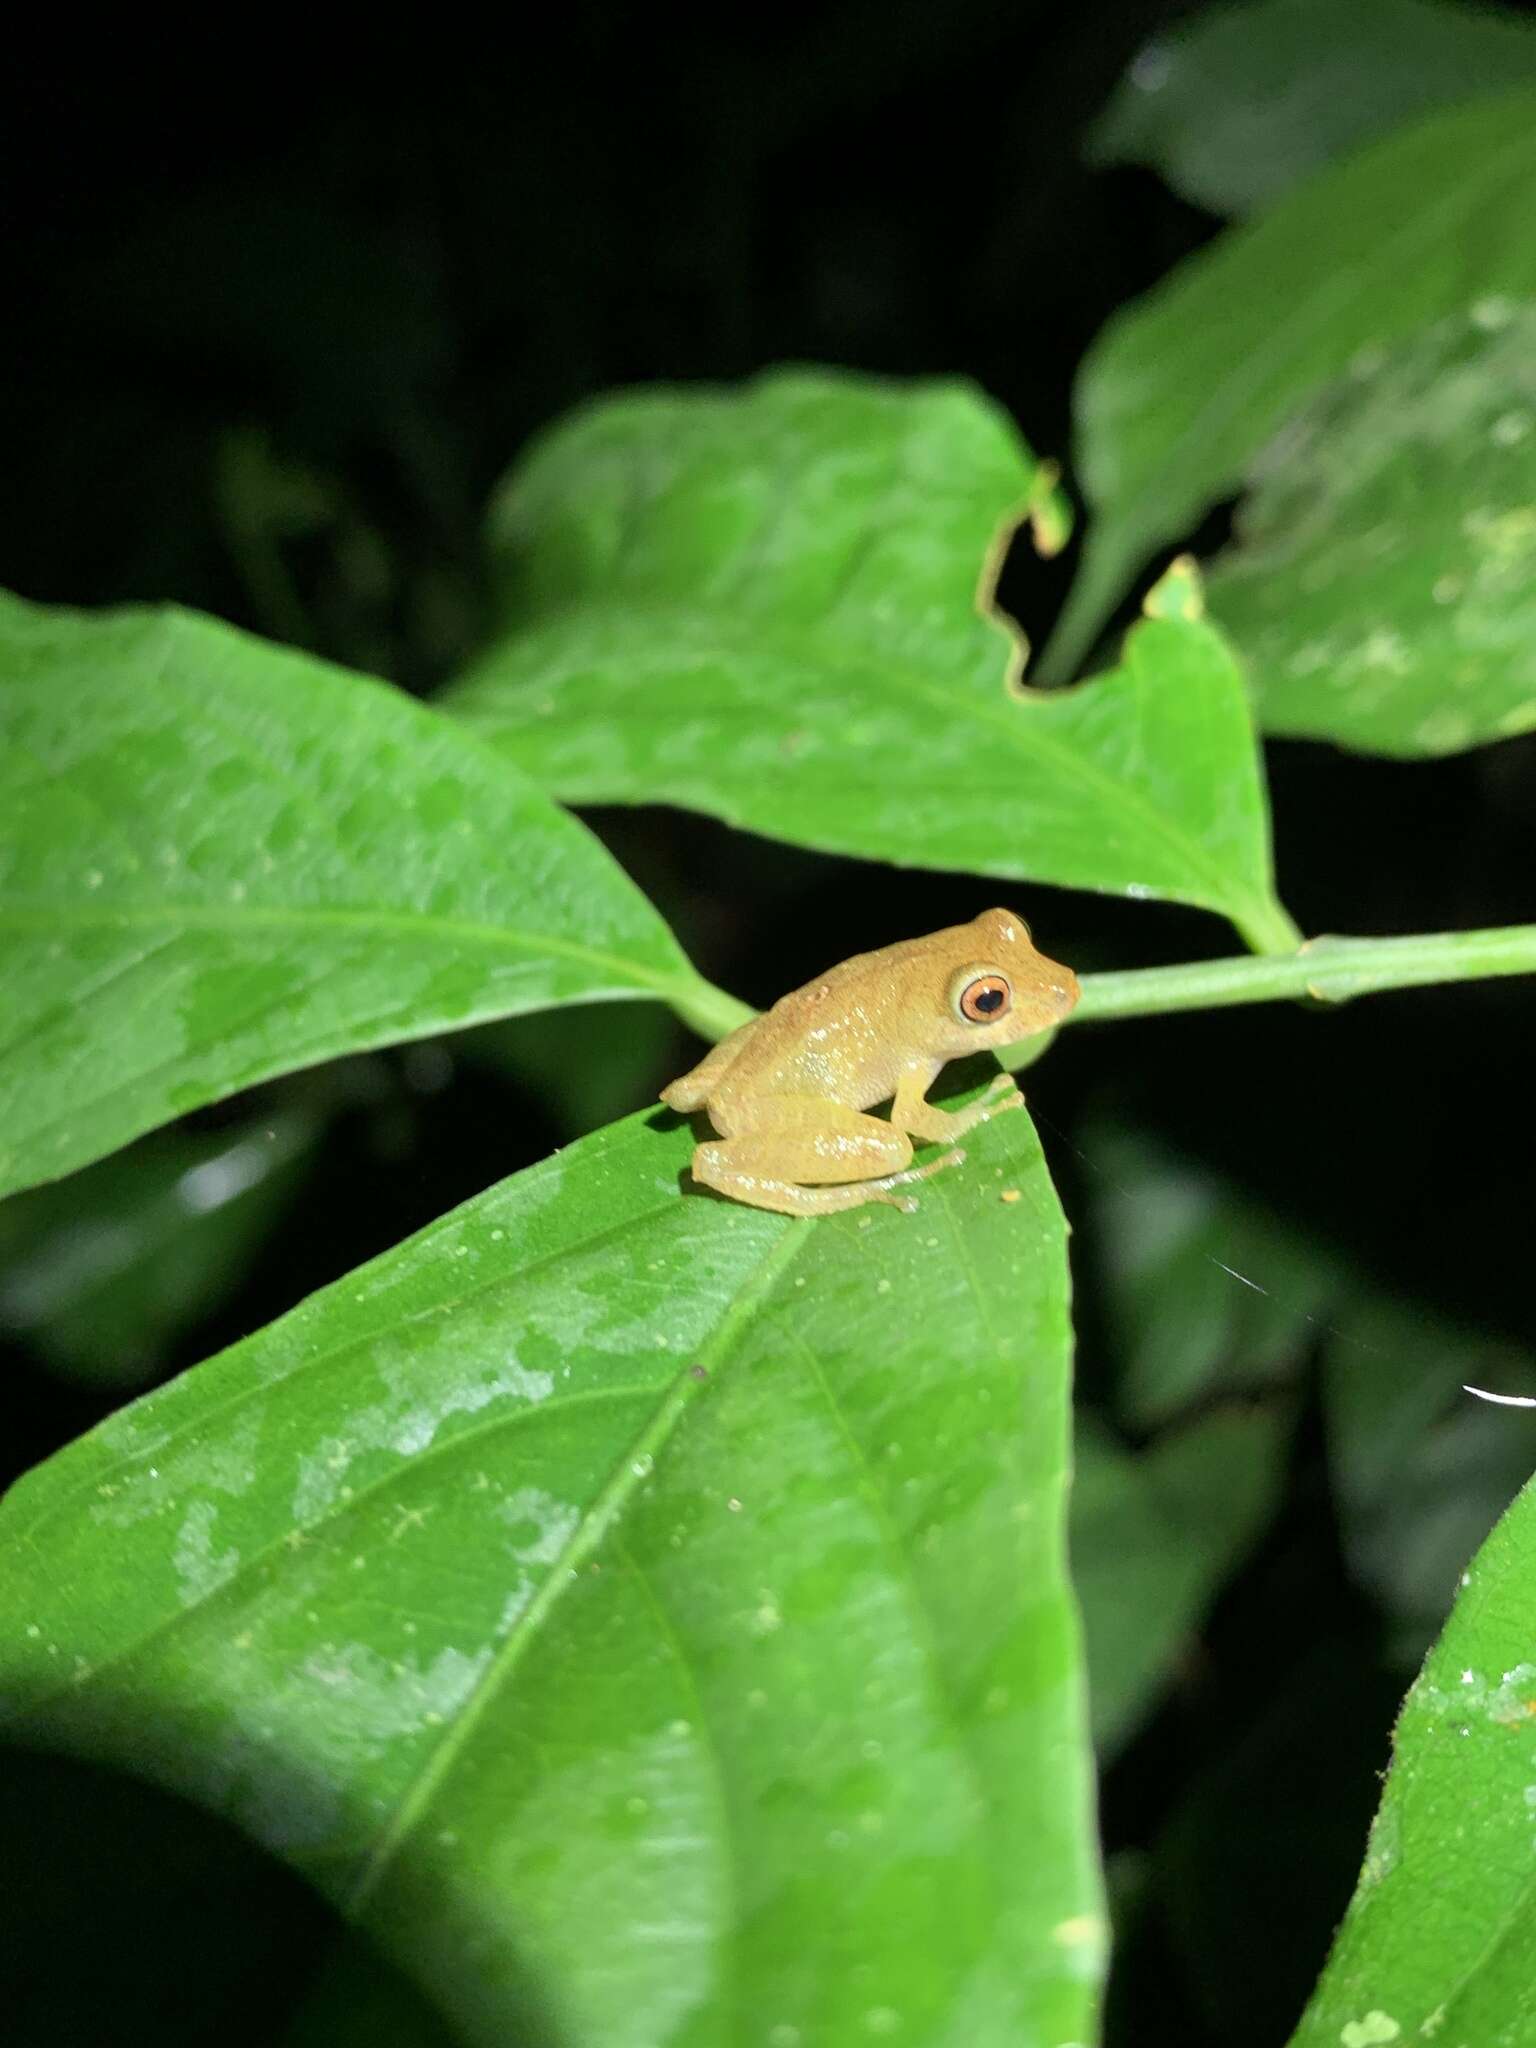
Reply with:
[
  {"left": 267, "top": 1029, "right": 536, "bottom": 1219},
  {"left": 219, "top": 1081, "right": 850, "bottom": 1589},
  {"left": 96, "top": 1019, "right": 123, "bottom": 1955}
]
[
  {"left": 1208, "top": 306, "right": 1536, "bottom": 756},
  {"left": 1044, "top": 88, "right": 1536, "bottom": 682},
  {"left": 445, "top": 372, "right": 1295, "bottom": 950},
  {"left": 0, "top": 591, "right": 715, "bottom": 1201},
  {"left": 0, "top": 1090, "right": 1102, "bottom": 2048},
  {"left": 1090, "top": 0, "right": 1536, "bottom": 219},
  {"left": 1287, "top": 1469, "right": 1536, "bottom": 2046}
]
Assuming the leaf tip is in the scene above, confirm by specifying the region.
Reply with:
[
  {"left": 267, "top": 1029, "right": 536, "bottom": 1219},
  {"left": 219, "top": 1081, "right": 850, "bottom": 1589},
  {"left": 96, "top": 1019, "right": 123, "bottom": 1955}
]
[{"left": 1141, "top": 553, "right": 1206, "bottom": 624}]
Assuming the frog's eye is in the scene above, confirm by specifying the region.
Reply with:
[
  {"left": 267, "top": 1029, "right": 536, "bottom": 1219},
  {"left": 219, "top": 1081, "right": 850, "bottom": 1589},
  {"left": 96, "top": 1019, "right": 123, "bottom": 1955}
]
[{"left": 955, "top": 973, "right": 1012, "bottom": 1023}]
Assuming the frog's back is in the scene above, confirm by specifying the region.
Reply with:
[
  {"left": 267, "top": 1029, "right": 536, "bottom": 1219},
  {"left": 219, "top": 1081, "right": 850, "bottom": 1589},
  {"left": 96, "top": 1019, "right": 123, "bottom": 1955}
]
[{"left": 661, "top": 943, "right": 915, "bottom": 1114}]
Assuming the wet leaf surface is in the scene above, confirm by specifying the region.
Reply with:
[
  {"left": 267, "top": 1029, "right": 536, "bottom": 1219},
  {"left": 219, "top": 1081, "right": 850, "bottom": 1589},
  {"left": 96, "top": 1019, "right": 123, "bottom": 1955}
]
[
  {"left": 0, "top": 591, "right": 702, "bottom": 1199},
  {"left": 1288, "top": 1469, "right": 1536, "bottom": 2046},
  {"left": 0, "top": 1090, "right": 1102, "bottom": 2048}
]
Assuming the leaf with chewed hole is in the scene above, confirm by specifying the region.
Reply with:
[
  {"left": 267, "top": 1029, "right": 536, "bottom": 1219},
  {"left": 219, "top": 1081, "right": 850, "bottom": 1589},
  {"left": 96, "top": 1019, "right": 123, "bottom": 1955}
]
[
  {"left": 445, "top": 370, "right": 1294, "bottom": 950},
  {"left": 0, "top": 1087, "right": 1102, "bottom": 2048}
]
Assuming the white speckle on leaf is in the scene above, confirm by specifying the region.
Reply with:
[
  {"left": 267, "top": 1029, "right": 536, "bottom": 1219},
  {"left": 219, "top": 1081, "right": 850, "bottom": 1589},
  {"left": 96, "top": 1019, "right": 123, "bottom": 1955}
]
[
  {"left": 1288, "top": 639, "right": 1333, "bottom": 677},
  {"left": 496, "top": 1486, "right": 579, "bottom": 1566},
  {"left": 1491, "top": 409, "right": 1532, "bottom": 447},
  {"left": 1130, "top": 41, "right": 1171, "bottom": 90},
  {"left": 751, "top": 1594, "right": 783, "bottom": 1636},
  {"left": 1414, "top": 709, "right": 1471, "bottom": 751},
  {"left": 1356, "top": 629, "right": 1409, "bottom": 674},
  {"left": 172, "top": 1501, "right": 240, "bottom": 1605},
  {"left": 1472, "top": 294, "right": 1515, "bottom": 331},
  {"left": 291, "top": 1354, "right": 555, "bottom": 1519},
  {"left": 1339, "top": 2014, "right": 1400, "bottom": 2047}
]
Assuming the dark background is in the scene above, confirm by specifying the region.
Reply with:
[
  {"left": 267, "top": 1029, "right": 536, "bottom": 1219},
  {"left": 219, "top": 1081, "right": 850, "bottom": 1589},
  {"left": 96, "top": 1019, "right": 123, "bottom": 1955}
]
[{"left": 3, "top": 7, "right": 1535, "bottom": 2044}]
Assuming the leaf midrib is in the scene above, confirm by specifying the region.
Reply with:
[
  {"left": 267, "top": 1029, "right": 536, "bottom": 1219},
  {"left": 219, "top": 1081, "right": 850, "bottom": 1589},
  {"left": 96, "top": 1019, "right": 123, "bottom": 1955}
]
[
  {"left": 342, "top": 1218, "right": 809, "bottom": 1917},
  {"left": 0, "top": 901, "right": 688, "bottom": 1001}
]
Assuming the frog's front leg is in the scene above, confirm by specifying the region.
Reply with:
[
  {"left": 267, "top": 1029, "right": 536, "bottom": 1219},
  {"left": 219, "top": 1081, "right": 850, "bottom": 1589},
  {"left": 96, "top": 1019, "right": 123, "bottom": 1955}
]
[
  {"left": 889, "top": 1066, "right": 1024, "bottom": 1146},
  {"left": 690, "top": 1098, "right": 963, "bottom": 1217}
]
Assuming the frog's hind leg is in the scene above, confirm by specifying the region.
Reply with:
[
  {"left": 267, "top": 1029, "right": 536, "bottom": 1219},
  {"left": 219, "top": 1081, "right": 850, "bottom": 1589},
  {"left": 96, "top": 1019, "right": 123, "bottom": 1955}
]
[
  {"left": 660, "top": 1019, "right": 756, "bottom": 1113},
  {"left": 688, "top": 1100, "right": 964, "bottom": 1217}
]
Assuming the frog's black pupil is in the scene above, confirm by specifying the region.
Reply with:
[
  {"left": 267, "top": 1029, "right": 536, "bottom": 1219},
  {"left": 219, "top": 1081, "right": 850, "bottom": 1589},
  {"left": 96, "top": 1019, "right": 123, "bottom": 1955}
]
[{"left": 974, "top": 987, "right": 1004, "bottom": 1014}]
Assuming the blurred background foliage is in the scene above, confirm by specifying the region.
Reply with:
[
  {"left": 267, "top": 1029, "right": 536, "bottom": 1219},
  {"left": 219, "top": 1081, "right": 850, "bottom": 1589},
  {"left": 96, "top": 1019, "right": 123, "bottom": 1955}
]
[{"left": 3, "top": 5, "right": 1536, "bottom": 2044}]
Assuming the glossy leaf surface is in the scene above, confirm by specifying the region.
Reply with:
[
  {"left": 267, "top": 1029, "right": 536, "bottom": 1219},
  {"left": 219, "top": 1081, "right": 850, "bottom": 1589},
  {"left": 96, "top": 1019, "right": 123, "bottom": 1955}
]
[
  {"left": 1288, "top": 1470, "right": 1536, "bottom": 2046},
  {"left": 1048, "top": 89, "right": 1536, "bottom": 681},
  {"left": 1091, "top": 0, "right": 1536, "bottom": 218},
  {"left": 0, "top": 1091, "right": 1102, "bottom": 2048},
  {"left": 0, "top": 591, "right": 702, "bottom": 1200},
  {"left": 1210, "top": 306, "right": 1536, "bottom": 756},
  {"left": 446, "top": 372, "right": 1292, "bottom": 949}
]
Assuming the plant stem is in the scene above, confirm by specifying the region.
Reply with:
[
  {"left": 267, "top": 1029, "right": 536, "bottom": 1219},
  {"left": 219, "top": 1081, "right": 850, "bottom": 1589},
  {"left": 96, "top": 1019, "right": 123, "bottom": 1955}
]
[
  {"left": 672, "top": 925, "right": 1536, "bottom": 1044},
  {"left": 669, "top": 977, "right": 757, "bottom": 1042},
  {"left": 1071, "top": 924, "right": 1536, "bottom": 1024}
]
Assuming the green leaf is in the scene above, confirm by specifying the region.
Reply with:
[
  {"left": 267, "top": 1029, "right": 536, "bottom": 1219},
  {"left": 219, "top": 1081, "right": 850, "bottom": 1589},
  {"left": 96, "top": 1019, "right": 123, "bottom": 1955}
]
[
  {"left": 1090, "top": 0, "right": 1536, "bottom": 219},
  {"left": 445, "top": 371, "right": 1295, "bottom": 950},
  {"left": 0, "top": 589, "right": 713, "bottom": 1201},
  {"left": 1287, "top": 1469, "right": 1536, "bottom": 2046},
  {"left": 1045, "top": 88, "right": 1536, "bottom": 682},
  {"left": 1073, "top": 1408, "right": 1286, "bottom": 1755},
  {"left": 1208, "top": 305, "right": 1536, "bottom": 756},
  {"left": 0, "top": 1110, "right": 315, "bottom": 1387},
  {"left": 0, "top": 1092, "right": 1103, "bottom": 2048}
]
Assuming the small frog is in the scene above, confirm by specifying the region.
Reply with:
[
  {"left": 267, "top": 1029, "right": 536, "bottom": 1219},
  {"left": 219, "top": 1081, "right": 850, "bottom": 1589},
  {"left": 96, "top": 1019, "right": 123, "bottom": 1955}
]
[{"left": 662, "top": 908, "right": 1079, "bottom": 1216}]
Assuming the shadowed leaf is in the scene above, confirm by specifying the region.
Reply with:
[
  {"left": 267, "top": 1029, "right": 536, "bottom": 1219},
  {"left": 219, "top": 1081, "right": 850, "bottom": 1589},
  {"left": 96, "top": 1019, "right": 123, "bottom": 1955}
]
[{"left": 0, "top": 1091, "right": 1102, "bottom": 2048}]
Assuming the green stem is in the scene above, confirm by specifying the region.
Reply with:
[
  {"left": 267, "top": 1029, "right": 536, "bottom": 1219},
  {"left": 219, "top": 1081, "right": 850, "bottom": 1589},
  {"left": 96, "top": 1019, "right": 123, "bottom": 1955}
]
[
  {"left": 669, "top": 976, "right": 757, "bottom": 1042},
  {"left": 672, "top": 924, "right": 1536, "bottom": 1045},
  {"left": 1071, "top": 924, "right": 1536, "bottom": 1024}
]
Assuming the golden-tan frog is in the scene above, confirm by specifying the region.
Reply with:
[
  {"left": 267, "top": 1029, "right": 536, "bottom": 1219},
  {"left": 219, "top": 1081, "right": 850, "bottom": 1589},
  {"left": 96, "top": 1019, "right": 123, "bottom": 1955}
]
[{"left": 662, "top": 908, "right": 1078, "bottom": 1216}]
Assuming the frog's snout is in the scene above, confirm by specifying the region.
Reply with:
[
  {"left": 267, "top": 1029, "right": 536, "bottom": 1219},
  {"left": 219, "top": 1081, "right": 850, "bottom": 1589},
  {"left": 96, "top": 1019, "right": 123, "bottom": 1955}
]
[{"left": 1050, "top": 969, "right": 1081, "bottom": 1016}]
